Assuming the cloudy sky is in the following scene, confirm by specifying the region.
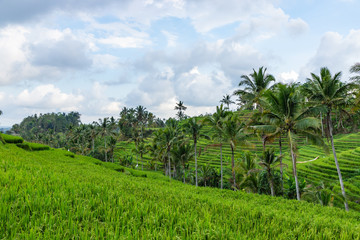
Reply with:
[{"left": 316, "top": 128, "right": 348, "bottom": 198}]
[{"left": 0, "top": 0, "right": 360, "bottom": 126}]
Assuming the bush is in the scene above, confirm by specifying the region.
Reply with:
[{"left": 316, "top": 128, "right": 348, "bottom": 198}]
[
  {"left": 27, "top": 142, "right": 50, "bottom": 151},
  {"left": 65, "top": 152, "right": 75, "bottom": 158},
  {"left": 16, "top": 143, "right": 32, "bottom": 151},
  {"left": 16, "top": 142, "right": 50, "bottom": 151},
  {"left": 1, "top": 134, "right": 24, "bottom": 144}
]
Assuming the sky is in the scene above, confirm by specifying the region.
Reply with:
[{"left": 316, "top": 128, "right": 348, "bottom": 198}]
[{"left": 0, "top": 0, "right": 360, "bottom": 126}]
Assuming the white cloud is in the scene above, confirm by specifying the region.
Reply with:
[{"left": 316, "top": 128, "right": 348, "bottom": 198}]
[
  {"left": 301, "top": 30, "right": 360, "bottom": 80},
  {"left": 162, "top": 30, "right": 177, "bottom": 47},
  {"left": 98, "top": 36, "right": 151, "bottom": 48},
  {"left": 15, "top": 84, "right": 84, "bottom": 110},
  {"left": 278, "top": 71, "right": 299, "bottom": 83}
]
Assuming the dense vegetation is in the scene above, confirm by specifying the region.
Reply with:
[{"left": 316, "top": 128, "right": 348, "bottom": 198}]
[
  {"left": 1, "top": 142, "right": 360, "bottom": 239},
  {"left": 3, "top": 64, "right": 360, "bottom": 213}
]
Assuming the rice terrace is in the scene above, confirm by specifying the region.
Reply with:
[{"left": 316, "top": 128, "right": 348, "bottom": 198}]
[{"left": 1, "top": 0, "right": 360, "bottom": 239}]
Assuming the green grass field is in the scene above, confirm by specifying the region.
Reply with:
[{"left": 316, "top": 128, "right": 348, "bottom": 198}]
[{"left": 1, "top": 141, "right": 360, "bottom": 239}]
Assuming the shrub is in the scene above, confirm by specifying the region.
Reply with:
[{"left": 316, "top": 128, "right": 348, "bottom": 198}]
[
  {"left": 1, "top": 134, "right": 24, "bottom": 144},
  {"left": 65, "top": 152, "right": 75, "bottom": 158},
  {"left": 16, "top": 143, "right": 32, "bottom": 151},
  {"left": 27, "top": 142, "right": 50, "bottom": 151}
]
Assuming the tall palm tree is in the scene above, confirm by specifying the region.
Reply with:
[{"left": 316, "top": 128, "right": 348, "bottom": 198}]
[
  {"left": 220, "top": 94, "right": 235, "bottom": 110},
  {"left": 233, "top": 66, "right": 275, "bottom": 111},
  {"left": 220, "top": 113, "right": 248, "bottom": 189},
  {"left": 97, "top": 117, "right": 115, "bottom": 162},
  {"left": 258, "top": 149, "right": 284, "bottom": 197},
  {"left": 259, "top": 83, "right": 324, "bottom": 201},
  {"left": 183, "top": 117, "right": 208, "bottom": 187},
  {"left": 303, "top": 67, "right": 357, "bottom": 211},
  {"left": 205, "top": 104, "right": 230, "bottom": 189},
  {"left": 175, "top": 101, "right": 187, "bottom": 120}
]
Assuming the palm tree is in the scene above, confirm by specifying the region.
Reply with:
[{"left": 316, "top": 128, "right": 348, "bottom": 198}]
[
  {"left": 183, "top": 117, "right": 208, "bottom": 187},
  {"left": 259, "top": 83, "right": 324, "bottom": 201},
  {"left": 154, "top": 122, "right": 180, "bottom": 180},
  {"left": 350, "top": 63, "right": 360, "bottom": 81},
  {"left": 220, "top": 94, "right": 235, "bottom": 110},
  {"left": 235, "top": 151, "right": 259, "bottom": 193},
  {"left": 171, "top": 142, "right": 194, "bottom": 183},
  {"left": 258, "top": 149, "right": 284, "bottom": 196},
  {"left": 303, "top": 67, "right": 357, "bottom": 211},
  {"left": 97, "top": 117, "right": 115, "bottom": 162},
  {"left": 205, "top": 104, "right": 230, "bottom": 189},
  {"left": 233, "top": 66, "right": 275, "bottom": 111},
  {"left": 88, "top": 123, "right": 98, "bottom": 152},
  {"left": 220, "top": 113, "right": 248, "bottom": 189},
  {"left": 175, "top": 101, "right": 187, "bottom": 120}
]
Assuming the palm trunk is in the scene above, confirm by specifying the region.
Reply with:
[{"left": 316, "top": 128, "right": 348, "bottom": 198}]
[
  {"left": 289, "top": 130, "right": 300, "bottom": 200},
  {"left": 195, "top": 141, "right": 198, "bottom": 187},
  {"left": 320, "top": 112, "right": 324, "bottom": 137},
  {"left": 168, "top": 150, "right": 171, "bottom": 181},
  {"left": 92, "top": 138, "right": 95, "bottom": 152},
  {"left": 279, "top": 134, "right": 284, "bottom": 194},
  {"left": 327, "top": 111, "right": 349, "bottom": 211},
  {"left": 183, "top": 164, "right": 186, "bottom": 184},
  {"left": 231, "top": 145, "right": 236, "bottom": 189},
  {"left": 220, "top": 144, "right": 223, "bottom": 189},
  {"left": 104, "top": 137, "right": 107, "bottom": 162},
  {"left": 268, "top": 170, "right": 275, "bottom": 196}
]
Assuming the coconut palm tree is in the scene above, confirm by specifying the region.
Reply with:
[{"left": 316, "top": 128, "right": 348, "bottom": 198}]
[
  {"left": 258, "top": 149, "right": 284, "bottom": 197},
  {"left": 183, "top": 117, "right": 208, "bottom": 187},
  {"left": 171, "top": 142, "right": 194, "bottom": 183},
  {"left": 205, "top": 104, "right": 230, "bottom": 189},
  {"left": 258, "top": 83, "right": 324, "bottom": 201},
  {"left": 220, "top": 113, "right": 248, "bottom": 189},
  {"left": 97, "top": 117, "right": 116, "bottom": 162},
  {"left": 350, "top": 63, "right": 360, "bottom": 82},
  {"left": 154, "top": 122, "right": 181, "bottom": 180},
  {"left": 233, "top": 66, "right": 275, "bottom": 111},
  {"left": 303, "top": 67, "right": 357, "bottom": 211},
  {"left": 220, "top": 94, "right": 235, "bottom": 110},
  {"left": 175, "top": 101, "right": 187, "bottom": 120},
  {"left": 235, "top": 151, "right": 259, "bottom": 193}
]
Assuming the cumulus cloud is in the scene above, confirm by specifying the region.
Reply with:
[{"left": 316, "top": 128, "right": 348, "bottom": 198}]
[
  {"left": 29, "top": 35, "right": 93, "bottom": 69},
  {"left": 301, "top": 30, "right": 360, "bottom": 80},
  {"left": 15, "top": 84, "right": 84, "bottom": 111},
  {"left": 278, "top": 71, "right": 299, "bottom": 83}
]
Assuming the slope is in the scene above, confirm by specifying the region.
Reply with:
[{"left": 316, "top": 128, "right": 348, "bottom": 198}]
[{"left": 1, "top": 142, "right": 360, "bottom": 239}]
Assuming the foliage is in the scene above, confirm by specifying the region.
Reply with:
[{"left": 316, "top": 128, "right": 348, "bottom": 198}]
[
  {"left": 1, "top": 133, "right": 24, "bottom": 144},
  {"left": 1, "top": 143, "right": 360, "bottom": 239}
]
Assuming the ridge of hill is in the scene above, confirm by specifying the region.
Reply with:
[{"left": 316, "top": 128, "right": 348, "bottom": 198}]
[{"left": 1, "top": 141, "right": 360, "bottom": 239}]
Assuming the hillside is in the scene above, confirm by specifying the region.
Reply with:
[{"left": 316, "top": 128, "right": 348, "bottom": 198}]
[
  {"left": 115, "top": 130, "right": 360, "bottom": 211},
  {"left": 1, "top": 141, "right": 360, "bottom": 239}
]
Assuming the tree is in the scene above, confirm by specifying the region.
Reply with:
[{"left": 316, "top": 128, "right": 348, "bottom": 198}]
[
  {"left": 175, "top": 101, "right": 187, "bottom": 120},
  {"left": 154, "top": 121, "right": 180, "bottom": 180},
  {"left": 303, "top": 67, "right": 357, "bottom": 211},
  {"left": 233, "top": 67, "right": 275, "bottom": 111},
  {"left": 259, "top": 83, "right": 324, "bottom": 201},
  {"left": 183, "top": 117, "right": 208, "bottom": 187},
  {"left": 220, "top": 94, "right": 234, "bottom": 110},
  {"left": 258, "top": 149, "right": 283, "bottom": 196},
  {"left": 205, "top": 104, "right": 230, "bottom": 189},
  {"left": 171, "top": 142, "right": 194, "bottom": 183},
  {"left": 220, "top": 113, "right": 248, "bottom": 189},
  {"left": 97, "top": 117, "right": 114, "bottom": 162},
  {"left": 350, "top": 63, "right": 360, "bottom": 82},
  {"left": 235, "top": 151, "right": 259, "bottom": 193}
]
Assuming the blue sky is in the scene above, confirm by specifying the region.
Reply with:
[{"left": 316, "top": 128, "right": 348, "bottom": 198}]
[{"left": 0, "top": 0, "right": 360, "bottom": 126}]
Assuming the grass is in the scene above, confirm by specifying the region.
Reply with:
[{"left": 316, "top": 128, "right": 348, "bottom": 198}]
[{"left": 1, "top": 142, "right": 360, "bottom": 239}]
